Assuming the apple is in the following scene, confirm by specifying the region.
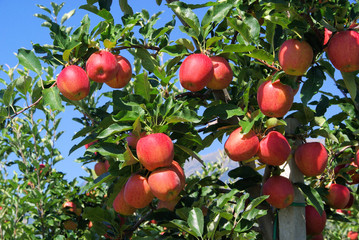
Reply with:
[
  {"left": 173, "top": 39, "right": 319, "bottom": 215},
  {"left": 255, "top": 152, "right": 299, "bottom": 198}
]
[
  {"left": 94, "top": 160, "right": 110, "bottom": 176},
  {"left": 124, "top": 174, "right": 154, "bottom": 209},
  {"left": 278, "top": 39, "right": 313, "bottom": 76},
  {"left": 323, "top": 28, "right": 332, "bottom": 51},
  {"left": 157, "top": 197, "right": 180, "bottom": 211},
  {"left": 305, "top": 205, "right": 326, "bottom": 235},
  {"left": 334, "top": 163, "right": 346, "bottom": 175},
  {"left": 62, "top": 201, "right": 77, "bottom": 213},
  {"left": 345, "top": 192, "right": 355, "bottom": 208},
  {"left": 86, "top": 50, "right": 119, "bottom": 83},
  {"left": 136, "top": 133, "right": 174, "bottom": 171},
  {"left": 308, "top": 234, "right": 324, "bottom": 240},
  {"left": 224, "top": 127, "right": 259, "bottom": 162},
  {"left": 105, "top": 55, "right": 132, "bottom": 88},
  {"left": 169, "top": 160, "right": 186, "bottom": 189},
  {"left": 356, "top": 149, "right": 359, "bottom": 165},
  {"left": 127, "top": 132, "right": 147, "bottom": 149},
  {"left": 294, "top": 142, "right": 328, "bottom": 177},
  {"left": 257, "top": 131, "right": 291, "bottom": 166},
  {"left": 348, "top": 231, "right": 359, "bottom": 240},
  {"left": 74, "top": 207, "right": 82, "bottom": 216},
  {"left": 262, "top": 175, "right": 294, "bottom": 209},
  {"left": 348, "top": 161, "right": 359, "bottom": 184},
  {"left": 257, "top": 79, "right": 294, "bottom": 118},
  {"left": 327, "top": 30, "right": 359, "bottom": 72},
  {"left": 179, "top": 53, "right": 214, "bottom": 92},
  {"left": 148, "top": 166, "right": 182, "bottom": 201},
  {"left": 326, "top": 183, "right": 350, "bottom": 209},
  {"left": 113, "top": 187, "right": 136, "bottom": 215},
  {"left": 56, "top": 65, "right": 90, "bottom": 101},
  {"left": 88, "top": 221, "right": 93, "bottom": 229},
  {"left": 206, "top": 56, "right": 233, "bottom": 90},
  {"left": 63, "top": 220, "right": 77, "bottom": 230}
]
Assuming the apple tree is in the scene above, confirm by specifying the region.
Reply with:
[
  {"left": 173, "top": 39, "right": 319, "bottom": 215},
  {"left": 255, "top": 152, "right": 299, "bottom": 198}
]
[{"left": 2, "top": 0, "right": 359, "bottom": 239}]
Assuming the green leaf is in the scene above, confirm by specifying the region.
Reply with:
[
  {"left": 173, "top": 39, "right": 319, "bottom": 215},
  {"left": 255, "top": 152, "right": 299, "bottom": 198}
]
[
  {"left": 119, "top": 0, "right": 133, "bottom": 15},
  {"left": 61, "top": 9, "right": 76, "bottom": 25},
  {"left": 17, "top": 49, "right": 42, "bottom": 75},
  {"left": 168, "top": 2, "right": 200, "bottom": 37},
  {"left": 301, "top": 67, "right": 325, "bottom": 105},
  {"left": 135, "top": 48, "right": 159, "bottom": 73},
  {"left": 3, "top": 83, "right": 15, "bottom": 106},
  {"left": 166, "top": 107, "right": 201, "bottom": 124},
  {"left": 228, "top": 166, "right": 262, "bottom": 179},
  {"left": 43, "top": 87, "right": 64, "bottom": 111},
  {"left": 187, "top": 208, "right": 204, "bottom": 237},
  {"left": 169, "top": 219, "right": 198, "bottom": 237},
  {"left": 176, "top": 145, "right": 204, "bottom": 166},
  {"left": 201, "top": 2, "right": 233, "bottom": 28},
  {"left": 156, "top": 0, "right": 162, "bottom": 5},
  {"left": 175, "top": 38, "right": 195, "bottom": 52},
  {"left": 203, "top": 104, "right": 244, "bottom": 120},
  {"left": 15, "top": 76, "right": 32, "bottom": 95},
  {"left": 227, "top": 13, "right": 260, "bottom": 44},
  {"left": 206, "top": 36, "right": 222, "bottom": 48},
  {"left": 341, "top": 71, "right": 357, "bottom": 103},
  {"left": 217, "top": 189, "right": 239, "bottom": 208},
  {"left": 246, "top": 49, "right": 274, "bottom": 64},
  {"left": 296, "top": 183, "right": 324, "bottom": 216},
  {"left": 160, "top": 45, "right": 189, "bottom": 56},
  {"left": 134, "top": 72, "right": 151, "bottom": 102},
  {"left": 97, "top": 123, "right": 132, "bottom": 139},
  {"left": 222, "top": 44, "right": 255, "bottom": 53}
]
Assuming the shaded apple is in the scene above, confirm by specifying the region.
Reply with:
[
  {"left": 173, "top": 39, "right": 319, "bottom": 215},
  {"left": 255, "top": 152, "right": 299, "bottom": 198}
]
[
  {"left": 62, "top": 201, "right": 77, "bottom": 213},
  {"left": 179, "top": 53, "right": 214, "bottom": 92},
  {"left": 262, "top": 175, "right": 294, "bottom": 209},
  {"left": 148, "top": 167, "right": 182, "bottom": 201},
  {"left": 323, "top": 28, "right": 332, "bottom": 52},
  {"left": 94, "top": 160, "right": 110, "bottom": 176},
  {"left": 63, "top": 220, "right": 77, "bottom": 230},
  {"left": 126, "top": 132, "right": 147, "bottom": 149},
  {"left": 326, "top": 183, "right": 350, "bottom": 209},
  {"left": 224, "top": 127, "right": 259, "bottom": 162},
  {"left": 257, "top": 79, "right": 294, "bottom": 118},
  {"left": 258, "top": 131, "right": 291, "bottom": 166},
  {"left": 86, "top": 50, "right": 119, "bottom": 83},
  {"left": 305, "top": 205, "right": 326, "bottom": 235},
  {"left": 278, "top": 39, "right": 313, "bottom": 76},
  {"left": 56, "top": 65, "right": 90, "bottom": 101},
  {"left": 206, "top": 56, "right": 233, "bottom": 90},
  {"left": 105, "top": 55, "right": 132, "bottom": 88},
  {"left": 124, "top": 174, "right": 154, "bottom": 209},
  {"left": 345, "top": 192, "right": 354, "bottom": 208},
  {"left": 157, "top": 197, "right": 180, "bottom": 211},
  {"left": 113, "top": 187, "right": 136, "bottom": 216},
  {"left": 294, "top": 142, "right": 328, "bottom": 177},
  {"left": 308, "top": 234, "right": 324, "bottom": 240},
  {"left": 136, "top": 133, "right": 174, "bottom": 171},
  {"left": 168, "top": 160, "right": 186, "bottom": 189},
  {"left": 327, "top": 30, "right": 359, "bottom": 72}
]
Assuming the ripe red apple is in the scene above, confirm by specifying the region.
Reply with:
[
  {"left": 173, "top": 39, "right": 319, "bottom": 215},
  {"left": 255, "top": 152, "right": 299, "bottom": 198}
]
[
  {"left": 148, "top": 167, "right": 182, "bottom": 201},
  {"left": 258, "top": 131, "right": 291, "bottom": 166},
  {"left": 157, "top": 197, "right": 180, "bottom": 211},
  {"left": 63, "top": 220, "right": 78, "bottom": 230},
  {"left": 348, "top": 231, "right": 359, "bottom": 240},
  {"left": 113, "top": 187, "right": 136, "bottom": 215},
  {"left": 56, "top": 65, "right": 90, "bottom": 101},
  {"left": 294, "top": 142, "right": 328, "bottom": 177},
  {"left": 257, "top": 79, "right": 294, "bottom": 118},
  {"left": 327, "top": 30, "right": 359, "bottom": 72},
  {"left": 278, "top": 39, "right": 313, "bottom": 76},
  {"left": 88, "top": 221, "right": 93, "bottom": 229},
  {"left": 224, "top": 127, "right": 259, "bottom": 162},
  {"left": 345, "top": 192, "right": 355, "bottom": 208},
  {"left": 86, "top": 50, "right": 119, "bottom": 83},
  {"left": 326, "top": 183, "right": 350, "bottom": 209},
  {"left": 305, "top": 205, "right": 326, "bottom": 235},
  {"left": 169, "top": 160, "right": 186, "bottom": 189},
  {"left": 262, "top": 175, "right": 294, "bottom": 209},
  {"left": 206, "top": 56, "right": 233, "bottom": 90},
  {"left": 356, "top": 149, "right": 359, "bottom": 165},
  {"left": 105, "top": 55, "right": 132, "bottom": 88},
  {"left": 179, "top": 53, "right": 214, "bottom": 92},
  {"left": 62, "top": 201, "right": 77, "bottom": 213},
  {"left": 348, "top": 161, "right": 359, "bottom": 184},
  {"left": 136, "top": 133, "right": 174, "bottom": 171},
  {"left": 94, "top": 160, "right": 110, "bottom": 176},
  {"left": 124, "top": 174, "right": 154, "bottom": 209},
  {"left": 308, "top": 234, "right": 324, "bottom": 240},
  {"left": 323, "top": 28, "right": 332, "bottom": 51},
  {"left": 126, "top": 132, "right": 147, "bottom": 149}
]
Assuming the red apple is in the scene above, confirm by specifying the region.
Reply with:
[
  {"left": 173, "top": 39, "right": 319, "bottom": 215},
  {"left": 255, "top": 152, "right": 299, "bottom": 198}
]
[
  {"left": 224, "top": 127, "right": 259, "bottom": 162},
  {"left": 345, "top": 192, "right": 354, "bottom": 208},
  {"left": 148, "top": 167, "right": 182, "bottom": 201},
  {"left": 308, "top": 234, "right": 324, "bottom": 240},
  {"left": 136, "top": 133, "right": 174, "bottom": 171},
  {"left": 62, "top": 201, "right": 77, "bottom": 213},
  {"left": 56, "top": 65, "right": 90, "bottom": 101},
  {"left": 348, "top": 231, "right": 359, "bottom": 240},
  {"left": 88, "top": 221, "right": 93, "bottom": 229},
  {"left": 157, "top": 197, "right": 180, "bottom": 211},
  {"left": 262, "top": 175, "right": 294, "bottom": 209},
  {"left": 206, "top": 56, "right": 233, "bottom": 90},
  {"left": 356, "top": 149, "right": 359, "bottom": 166},
  {"left": 334, "top": 163, "right": 347, "bottom": 175},
  {"left": 169, "top": 160, "right": 186, "bottom": 189},
  {"left": 257, "top": 79, "right": 294, "bottom": 118},
  {"left": 63, "top": 220, "right": 77, "bottom": 230},
  {"left": 327, "top": 183, "right": 350, "bottom": 209},
  {"left": 305, "top": 205, "right": 326, "bottom": 235},
  {"left": 124, "top": 174, "right": 154, "bottom": 209},
  {"left": 113, "top": 187, "right": 136, "bottom": 215},
  {"left": 94, "top": 160, "right": 110, "bottom": 176},
  {"left": 348, "top": 161, "right": 359, "bottom": 184},
  {"left": 258, "top": 131, "right": 291, "bottom": 166},
  {"left": 327, "top": 30, "right": 359, "bottom": 72},
  {"left": 179, "top": 54, "right": 214, "bottom": 92},
  {"left": 126, "top": 132, "right": 147, "bottom": 149},
  {"left": 294, "top": 142, "right": 328, "bottom": 177},
  {"left": 278, "top": 39, "right": 313, "bottom": 76},
  {"left": 323, "top": 28, "right": 333, "bottom": 52},
  {"left": 105, "top": 55, "right": 132, "bottom": 88},
  {"left": 86, "top": 50, "right": 119, "bottom": 83}
]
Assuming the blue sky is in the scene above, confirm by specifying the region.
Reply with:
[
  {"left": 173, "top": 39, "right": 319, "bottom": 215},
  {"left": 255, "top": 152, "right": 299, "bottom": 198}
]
[{"left": 0, "top": 1, "right": 345, "bottom": 181}]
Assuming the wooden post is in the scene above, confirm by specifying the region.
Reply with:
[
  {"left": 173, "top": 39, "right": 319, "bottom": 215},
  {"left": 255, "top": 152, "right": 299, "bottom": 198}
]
[{"left": 278, "top": 118, "right": 306, "bottom": 240}]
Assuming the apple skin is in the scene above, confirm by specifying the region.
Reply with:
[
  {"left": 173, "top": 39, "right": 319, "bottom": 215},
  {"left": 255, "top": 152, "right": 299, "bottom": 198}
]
[
  {"left": 86, "top": 50, "right": 119, "bottom": 83},
  {"left": 105, "top": 55, "right": 132, "bottom": 88},
  {"left": 348, "top": 231, "right": 359, "bottom": 240},
  {"left": 278, "top": 39, "right": 313, "bottom": 76},
  {"left": 56, "top": 65, "right": 90, "bottom": 101},
  {"left": 62, "top": 201, "right": 77, "bottom": 213},
  {"left": 323, "top": 28, "right": 332, "bottom": 52},
  {"left": 348, "top": 161, "right": 359, "bottom": 184},
  {"left": 124, "top": 174, "right": 154, "bottom": 209},
  {"left": 127, "top": 132, "right": 147, "bottom": 149},
  {"left": 257, "top": 79, "right": 294, "bottom": 118},
  {"left": 258, "top": 131, "right": 291, "bottom": 166},
  {"left": 113, "top": 187, "right": 136, "bottom": 216},
  {"left": 356, "top": 149, "right": 359, "bottom": 166},
  {"left": 224, "top": 127, "right": 259, "bottom": 162},
  {"left": 148, "top": 167, "right": 182, "bottom": 201},
  {"left": 157, "top": 197, "right": 180, "bottom": 211},
  {"left": 327, "top": 30, "right": 359, "bottom": 72},
  {"left": 294, "top": 142, "right": 328, "bottom": 177},
  {"left": 305, "top": 205, "right": 326, "bottom": 235},
  {"left": 345, "top": 193, "right": 354, "bottom": 208},
  {"left": 262, "top": 175, "right": 294, "bottom": 209},
  {"left": 136, "top": 133, "right": 174, "bottom": 171},
  {"left": 179, "top": 54, "right": 214, "bottom": 92},
  {"left": 326, "top": 183, "right": 350, "bottom": 209},
  {"left": 308, "top": 234, "right": 324, "bottom": 240},
  {"left": 94, "top": 160, "right": 110, "bottom": 176},
  {"left": 169, "top": 160, "right": 186, "bottom": 189},
  {"left": 63, "top": 220, "right": 78, "bottom": 230},
  {"left": 206, "top": 56, "right": 233, "bottom": 90}
]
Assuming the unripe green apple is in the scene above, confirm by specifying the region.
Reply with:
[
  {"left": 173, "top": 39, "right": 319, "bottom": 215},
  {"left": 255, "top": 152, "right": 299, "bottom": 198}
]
[
  {"left": 262, "top": 175, "right": 294, "bottom": 209},
  {"left": 258, "top": 131, "right": 291, "bottom": 166},
  {"left": 86, "top": 50, "right": 119, "bottom": 83},
  {"left": 105, "top": 55, "right": 132, "bottom": 88}
]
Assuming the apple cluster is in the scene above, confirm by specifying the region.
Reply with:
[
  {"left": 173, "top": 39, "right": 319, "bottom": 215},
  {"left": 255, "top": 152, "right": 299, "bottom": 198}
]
[
  {"left": 56, "top": 50, "right": 132, "bottom": 101},
  {"left": 113, "top": 133, "right": 185, "bottom": 215}
]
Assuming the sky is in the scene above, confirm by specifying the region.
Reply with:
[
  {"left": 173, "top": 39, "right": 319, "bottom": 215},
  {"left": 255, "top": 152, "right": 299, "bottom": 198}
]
[{"left": 0, "top": 1, "right": 346, "bottom": 181}]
